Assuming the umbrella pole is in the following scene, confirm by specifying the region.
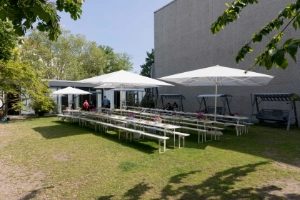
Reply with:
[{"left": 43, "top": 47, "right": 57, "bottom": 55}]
[
  {"left": 214, "top": 83, "right": 218, "bottom": 122},
  {"left": 214, "top": 83, "right": 218, "bottom": 141},
  {"left": 121, "top": 85, "right": 123, "bottom": 116}
]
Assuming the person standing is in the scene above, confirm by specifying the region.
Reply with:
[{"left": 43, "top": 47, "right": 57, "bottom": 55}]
[
  {"left": 89, "top": 101, "right": 94, "bottom": 110},
  {"left": 103, "top": 96, "right": 109, "bottom": 108},
  {"left": 71, "top": 101, "right": 75, "bottom": 110},
  {"left": 83, "top": 100, "right": 89, "bottom": 111}
]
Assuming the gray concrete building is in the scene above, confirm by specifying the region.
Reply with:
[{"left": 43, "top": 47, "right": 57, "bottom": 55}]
[{"left": 153, "top": 0, "right": 300, "bottom": 117}]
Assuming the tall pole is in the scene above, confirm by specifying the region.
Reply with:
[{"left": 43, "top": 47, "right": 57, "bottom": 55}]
[{"left": 214, "top": 82, "right": 218, "bottom": 122}]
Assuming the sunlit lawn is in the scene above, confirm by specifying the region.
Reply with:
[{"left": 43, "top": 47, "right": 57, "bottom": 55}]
[{"left": 0, "top": 117, "right": 300, "bottom": 199}]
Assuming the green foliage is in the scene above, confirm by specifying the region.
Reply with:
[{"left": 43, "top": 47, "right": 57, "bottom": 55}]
[
  {"left": 140, "top": 49, "right": 154, "bottom": 77},
  {"left": 21, "top": 29, "right": 107, "bottom": 80},
  {"left": 211, "top": 0, "right": 300, "bottom": 70},
  {"left": 0, "top": 60, "right": 52, "bottom": 118},
  {"left": 99, "top": 45, "right": 133, "bottom": 74},
  {"left": 0, "top": 0, "right": 84, "bottom": 41},
  {"left": 31, "top": 97, "right": 55, "bottom": 116},
  {"left": 0, "top": 20, "right": 19, "bottom": 61},
  {"left": 20, "top": 32, "right": 133, "bottom": 81}
]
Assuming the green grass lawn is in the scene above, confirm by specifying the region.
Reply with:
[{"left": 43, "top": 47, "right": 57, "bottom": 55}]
[{"left": 0, "top": 117, "right": 300, "bottom": 199}]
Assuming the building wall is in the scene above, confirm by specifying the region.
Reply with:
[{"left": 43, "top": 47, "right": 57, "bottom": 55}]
[{"left": 154, "top": 0, "right": 300, "bottom": 115}]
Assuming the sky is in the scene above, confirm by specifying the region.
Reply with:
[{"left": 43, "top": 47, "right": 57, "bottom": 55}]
[{"left": 58, "top": 0, "right": 174, "bottom": 74}]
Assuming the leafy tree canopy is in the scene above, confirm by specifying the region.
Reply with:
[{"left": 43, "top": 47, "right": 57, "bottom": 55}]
[
  {"left": 99, "top": 45, "right": 133, "bottom": 74},
  {"left": 140, "top": 49, "right": 154, "bottom": 77},
  {"left": 0, "top": 20, "right": 20, "bottom": 61},
  {"left": 0, "top": 60, "right": 53, "bottom": 119},
  {"left": 0, "top": 0, "right": 84, "bottom": 41},
  {"left": 20, "top": 31, "right": 133, "bottom": 80},
  {"left": 21, "top": 29, "right": 107, "bottom": 80},
  {"left": 211, "top": 0, "right": 300, "bottom": 70}
]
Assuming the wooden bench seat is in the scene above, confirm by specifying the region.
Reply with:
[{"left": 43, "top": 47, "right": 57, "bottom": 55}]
[
  {"left": 180, "top": 121, "right": 224, "bottom": 131},
  {"left": 179, "top": 126, "right": 209, "bottom": 143},
  {"left": 141, "top": 126, "right": 190, "bottom": 148},
  {"left": 214, "top": 121, "right": 245, "bottom": 136},
  {"left": 95, "top": 121, "right": 169, "bottom": 153}
]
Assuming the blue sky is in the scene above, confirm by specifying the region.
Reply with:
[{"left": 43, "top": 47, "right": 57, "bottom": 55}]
[{"left": 59, "top": 0, "right": 173, "bottom": 74}]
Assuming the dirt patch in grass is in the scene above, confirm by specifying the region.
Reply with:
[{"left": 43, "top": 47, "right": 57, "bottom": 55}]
[
  {"left": 0, "top": 161, "right": 45, "bottom": 199},
  {"left": 273, "top": 161, "right": 300, "bottom": 172},
  {"left": 259, "top": 178, "right": 300, "bottom": 199},
  {"left": 256, "top": 161, "right": 300, "bottom": 199}
]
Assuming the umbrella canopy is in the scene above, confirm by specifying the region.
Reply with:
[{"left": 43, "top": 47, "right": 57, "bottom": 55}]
[
  {"left": 109, "top": 87, "right": 145, "bottom": 92},
  {"left": 79, "top": 70, "right": 173, "bottom": 110},
  {"left": 52, "top": 87, "right": 91, "bottom": 95},
  {"left": 79, "top": 70, "right": 173, "bottom": 87},
  {"left": 159, "top": 65, "right": 274, "bottom": 120}
]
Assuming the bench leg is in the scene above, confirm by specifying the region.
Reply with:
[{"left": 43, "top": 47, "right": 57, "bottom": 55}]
[
  {"left": 198, "top": 131, "right": 203, "bottom": 143},
  {"left": 174, "top": 134, "right": 176, "bottom": 149}
]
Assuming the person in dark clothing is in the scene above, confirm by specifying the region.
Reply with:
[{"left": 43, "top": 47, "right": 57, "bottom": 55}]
[
  {"left": 173, "top": 102, "right": 178, "bottom": 110},
  {"left": 71, "top": 101, "right": 75, "bottom": 110},
  {"left": 165, "top": 103, "right": 173, "bottom": 110},
  {"left": 89, "top": 101, "right": 94, "bottom": 110}
]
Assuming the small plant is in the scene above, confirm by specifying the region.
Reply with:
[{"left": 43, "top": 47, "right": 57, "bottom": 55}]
[
  {"left": 154, "top": 116, "right": 162, "bottom": 123},
  {"left": 32, "top": 98, "right": 55, "bottom": 116},
  {"left": 196, "top": 113, "right": 204, "bottom": 119},
  {"left": 128, "top": 113, "right": 135, "bottom": 118}
]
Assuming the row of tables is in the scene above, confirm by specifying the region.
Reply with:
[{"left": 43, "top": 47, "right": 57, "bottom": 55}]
[
  {"left": 109, "top": 108, "right": 251, "bottom": 135},
  {"left": 59, "top": 108, "right": 251, "bottom": 152}
]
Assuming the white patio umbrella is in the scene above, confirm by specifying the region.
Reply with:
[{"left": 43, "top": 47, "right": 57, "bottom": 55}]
[
  {"left": 79, "top": 70, "right": 173, "bottom": 112},
  {"left": 52, "top": 87, "right": 91, "bottom": 95},
  {"left": 159, "top": 65, "right": 274, "bottom": 121}
]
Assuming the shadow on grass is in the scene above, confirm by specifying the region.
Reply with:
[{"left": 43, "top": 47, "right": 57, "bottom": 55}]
[
  {"left": 33, "top": 121, "right": 91, "bottom": 139},
  {"left": 182, "top": 124, "right": 300, "bottom": 168},
  {"left": 34, "top": 120, "right": 159, "bottom": 154},
  {"left": 97, "top": 161, "right": 300, "bottom": 199},
  {"left": 92, "top": 129, "right": 162, "bottom": 154},
  {"left": 19, "top": 186, "right": 54, "bottom": 200}
]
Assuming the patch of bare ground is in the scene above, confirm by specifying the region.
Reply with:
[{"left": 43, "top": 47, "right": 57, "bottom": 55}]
[
  {"left": 273, "top": 160, "right": 300, "bottom": 171},
  {"left": 257, "top": 161, "right": 300, "bottom": 199},
  {"left": 53, "top": 153, "right": 70, "bottom": 162},
  {"left": 259, "top": 179, "right": 300, "bottom": 200},
  {"left": 0, "top": 161, "right": 46, "bottom": 200}
]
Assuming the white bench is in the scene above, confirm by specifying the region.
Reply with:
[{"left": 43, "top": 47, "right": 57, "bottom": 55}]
[
  {"left": 242, "top": 122, "right": 253, "bottom": 134},
  {"left": 180, "top": 121, "right": 224, "bottom": 131},
  {"left": 142, "top": 126, "right": 190, "bottom": 148},
  {"left": 215, "top": 121, "right": 245, "bottom": 136},
  {"left": 58, "top": 114, "right": 79, "bottom": 123},
  {"left": 166, "top": 131, "right": 190, "bottom": 148},
  {"left": 95, "top": 121, "right": 169, "bottom": 153},
  {"left": 179, "top": 126, "right": 209, "bottom": 143}
]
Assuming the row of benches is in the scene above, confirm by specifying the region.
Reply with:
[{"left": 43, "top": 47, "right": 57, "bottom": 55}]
[{"left": 57, "top": 113, "right": 250, "bottom": 153}]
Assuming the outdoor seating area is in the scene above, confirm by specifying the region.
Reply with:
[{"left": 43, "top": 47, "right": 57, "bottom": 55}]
[{"left": 57, "top": 106, "right": 252, "bottom": 153}]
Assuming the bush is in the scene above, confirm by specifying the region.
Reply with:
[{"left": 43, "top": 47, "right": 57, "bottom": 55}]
[{"left": 32, "top": 98, "right": 56, "bottom": 117}]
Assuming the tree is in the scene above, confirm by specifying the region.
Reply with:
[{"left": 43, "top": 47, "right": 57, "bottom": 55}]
[
  {"left": 0, "top": 60, "right": 54, "bottom": 119},
  {"left": 211, "top": 0, "right": 300, "bottom": 70},
  {"left": 99, "top": 45, "right": 133, "bottom": 73},
  {"left": 0, "top": 20, "right": 20, "bottom": 61},
  {"left": 20, "top": 29, "right": 107, "bottom": 80},
  {"left": 0, "top": 0, "right": 84, "bottom": 41},
  {"left": 140, "top": 49, "right": 154, "bottom": 77}
]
